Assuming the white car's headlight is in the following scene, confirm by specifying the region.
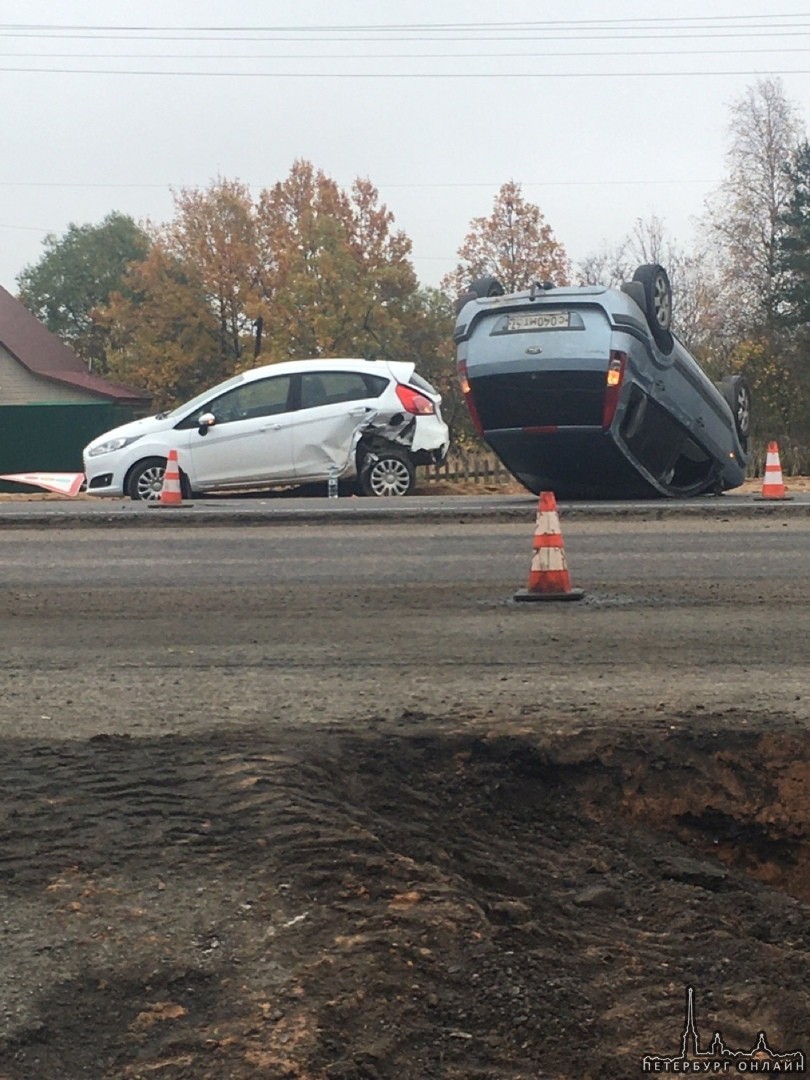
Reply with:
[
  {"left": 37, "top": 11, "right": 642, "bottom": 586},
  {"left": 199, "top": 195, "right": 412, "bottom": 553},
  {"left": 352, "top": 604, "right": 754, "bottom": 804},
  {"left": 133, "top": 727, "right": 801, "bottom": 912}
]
[{"left": 86, "top": 435, "right": 143, "bottom": 457}]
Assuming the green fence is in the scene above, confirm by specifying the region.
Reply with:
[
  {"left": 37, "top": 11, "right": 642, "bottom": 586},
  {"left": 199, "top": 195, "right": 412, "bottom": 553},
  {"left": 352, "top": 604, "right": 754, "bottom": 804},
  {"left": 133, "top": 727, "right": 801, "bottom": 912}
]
[{"left": 0, "top": 404, "right": 137, "bottom": 492}]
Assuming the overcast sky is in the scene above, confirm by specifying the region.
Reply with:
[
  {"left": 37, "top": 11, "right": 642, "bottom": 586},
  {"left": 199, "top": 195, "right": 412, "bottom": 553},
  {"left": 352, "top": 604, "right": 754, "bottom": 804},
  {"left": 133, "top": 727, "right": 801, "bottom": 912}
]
[{"left": 2, "top": 0, "right": 810, "bottom": 293}]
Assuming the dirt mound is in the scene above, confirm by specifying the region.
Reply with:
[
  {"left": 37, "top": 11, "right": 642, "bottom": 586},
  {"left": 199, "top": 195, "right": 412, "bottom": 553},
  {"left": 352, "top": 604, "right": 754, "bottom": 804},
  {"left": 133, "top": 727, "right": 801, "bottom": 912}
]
[{"left": 0, "top": 718, "right": 807, "bottom": 1079}]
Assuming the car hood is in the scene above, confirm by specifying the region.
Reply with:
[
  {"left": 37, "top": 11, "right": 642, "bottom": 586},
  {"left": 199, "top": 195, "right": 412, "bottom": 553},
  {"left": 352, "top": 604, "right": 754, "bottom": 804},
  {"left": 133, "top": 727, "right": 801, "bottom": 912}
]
[{"left": 84, "top": 412, "right": 175, "bottom": 452}]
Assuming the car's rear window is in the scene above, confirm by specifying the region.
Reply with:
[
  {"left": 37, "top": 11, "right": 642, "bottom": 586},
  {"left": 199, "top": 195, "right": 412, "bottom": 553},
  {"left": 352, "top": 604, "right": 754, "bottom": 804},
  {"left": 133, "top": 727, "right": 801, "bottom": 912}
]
[{"left": 300, "top": 370, "right": 389, "bottom": 409}]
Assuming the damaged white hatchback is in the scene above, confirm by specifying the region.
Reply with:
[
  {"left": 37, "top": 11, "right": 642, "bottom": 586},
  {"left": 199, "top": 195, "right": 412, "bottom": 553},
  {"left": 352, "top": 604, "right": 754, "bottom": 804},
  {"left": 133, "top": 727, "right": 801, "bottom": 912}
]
[{"left": 83, "top": 359, "right": 450, "bottom": 500}]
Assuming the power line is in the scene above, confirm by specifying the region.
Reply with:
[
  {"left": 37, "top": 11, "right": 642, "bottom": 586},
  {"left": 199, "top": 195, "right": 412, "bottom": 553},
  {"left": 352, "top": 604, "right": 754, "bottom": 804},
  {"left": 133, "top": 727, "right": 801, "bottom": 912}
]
[
  {"left": 3, "top": 66, "right": 810, "bottom": 77},
  {"left": 0, "top": 177, "right": 723, "bottom": 240},
  {"left": 2, "top": 47, "right": 810, "bottom": 60},
  {"left": 3, "top": 29, "right": 810, "bottom": 42},
  {"left": 0, "top": 179, "right": 720, "bottom": 190},
  {"left": 1, "top": 13, "right": 808, "bottom": 30},
  {"left": 0, "top": 222, "right": 51, "bottom": 233}
]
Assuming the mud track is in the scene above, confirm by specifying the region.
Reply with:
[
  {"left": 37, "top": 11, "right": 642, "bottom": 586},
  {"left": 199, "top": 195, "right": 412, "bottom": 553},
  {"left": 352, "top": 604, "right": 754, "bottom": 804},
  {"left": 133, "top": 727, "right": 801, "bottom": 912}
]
[{"left": 0, "top": 718, "right": 807, "bottom": 1080}]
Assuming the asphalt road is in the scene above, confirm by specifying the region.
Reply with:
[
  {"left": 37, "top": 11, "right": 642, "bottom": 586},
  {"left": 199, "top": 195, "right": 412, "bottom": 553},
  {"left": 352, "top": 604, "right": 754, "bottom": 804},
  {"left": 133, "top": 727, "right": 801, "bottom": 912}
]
[
  {"left": 1, "top": 518, "right": 808, "bottom": 742},
  {"left": 0, "top": 517, "right": 807, "bottom": 587},
  {"left": 0, "top": 490, "right": 809, "bottom": 527}
]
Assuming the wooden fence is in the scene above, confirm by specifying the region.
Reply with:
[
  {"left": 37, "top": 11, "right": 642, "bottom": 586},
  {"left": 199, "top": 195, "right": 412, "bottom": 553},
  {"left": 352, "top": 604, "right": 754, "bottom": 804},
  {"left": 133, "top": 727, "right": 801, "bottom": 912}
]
[
  {"left": 421, "top": 441, "right": 810, "bottom": 487},
  {"left": 419, "top": 451, "right": 514, "bottom": 486}
]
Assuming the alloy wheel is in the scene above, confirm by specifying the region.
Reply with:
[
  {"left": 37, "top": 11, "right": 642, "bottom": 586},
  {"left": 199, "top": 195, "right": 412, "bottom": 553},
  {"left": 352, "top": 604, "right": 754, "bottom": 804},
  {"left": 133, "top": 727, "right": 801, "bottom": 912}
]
[
  {"left": 652, "top": 272, "right": 672, "bottom": 329},
  {"left": 135, "top": 464, "right": 165, "bottom": 501},
  {"left": 366, "top": 457, "right": 413, "bottom": 497}
]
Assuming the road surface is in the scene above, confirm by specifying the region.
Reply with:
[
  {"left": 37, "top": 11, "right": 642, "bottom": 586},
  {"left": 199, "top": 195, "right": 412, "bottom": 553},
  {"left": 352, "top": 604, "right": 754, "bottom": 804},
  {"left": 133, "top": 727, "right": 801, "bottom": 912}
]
[{"left": 1, "top": 518, "right": 807, "bottom": 738}]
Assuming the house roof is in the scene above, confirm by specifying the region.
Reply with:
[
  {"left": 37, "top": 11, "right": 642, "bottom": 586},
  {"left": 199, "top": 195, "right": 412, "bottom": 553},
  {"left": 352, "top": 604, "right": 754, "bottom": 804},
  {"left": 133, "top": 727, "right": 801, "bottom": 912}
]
[{"left": 0, "top": 285, "right": 150, "bottom": 405}]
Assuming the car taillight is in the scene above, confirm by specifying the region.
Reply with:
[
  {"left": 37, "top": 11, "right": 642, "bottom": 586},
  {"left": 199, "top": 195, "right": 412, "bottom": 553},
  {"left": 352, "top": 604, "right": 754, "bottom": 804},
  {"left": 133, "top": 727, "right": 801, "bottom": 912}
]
[
  {"left": 396, "top": 384, "right": 435, "bottom": 415},
  {"left": 457, "top": 360, "right": 484, "bottom": 435},
  {"left": 602, "top": 350, "right": 626, "bottom": 429}
]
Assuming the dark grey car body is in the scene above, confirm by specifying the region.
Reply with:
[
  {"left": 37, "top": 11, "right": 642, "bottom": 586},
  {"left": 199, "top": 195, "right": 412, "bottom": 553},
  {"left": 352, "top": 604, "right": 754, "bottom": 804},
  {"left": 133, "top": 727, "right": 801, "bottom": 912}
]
[{"left": 453, "top": 277, "right": 750, "bottom": 498}]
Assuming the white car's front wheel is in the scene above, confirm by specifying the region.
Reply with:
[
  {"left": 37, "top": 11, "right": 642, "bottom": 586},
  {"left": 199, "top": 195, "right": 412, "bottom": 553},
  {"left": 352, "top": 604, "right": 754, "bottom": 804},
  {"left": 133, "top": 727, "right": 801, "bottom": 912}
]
[{"left": 126, "top": 458, "right": 166, "bottom": 501}]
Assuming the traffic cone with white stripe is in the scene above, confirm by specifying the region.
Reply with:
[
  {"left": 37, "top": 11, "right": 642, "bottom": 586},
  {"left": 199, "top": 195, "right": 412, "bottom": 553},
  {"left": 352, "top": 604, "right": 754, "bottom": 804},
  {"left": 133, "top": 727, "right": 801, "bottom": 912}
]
[
  {"left": 514, "top": 491, "right": 585, "bottom": 602},
  {"left": 756, "top": 441, "right": 793, "bottom": 501},
  {"left": 156, "top": 449, "right": 185, "bottom": 507}
]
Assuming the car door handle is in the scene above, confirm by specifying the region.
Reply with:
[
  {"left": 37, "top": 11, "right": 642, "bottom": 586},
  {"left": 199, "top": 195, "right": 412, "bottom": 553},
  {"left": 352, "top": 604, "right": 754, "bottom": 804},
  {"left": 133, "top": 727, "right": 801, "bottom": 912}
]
[
  {"left": 349, "top": 407, "right": 370, "bottom": 416},
  {"left": 259, "top": 423, "right": 282, "bottom": 432}
]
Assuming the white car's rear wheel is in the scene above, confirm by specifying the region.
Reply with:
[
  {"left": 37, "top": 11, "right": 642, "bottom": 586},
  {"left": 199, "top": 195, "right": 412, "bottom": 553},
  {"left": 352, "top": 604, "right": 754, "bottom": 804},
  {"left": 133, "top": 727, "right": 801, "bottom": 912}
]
[{"left": 360, "top": 450, "right": 415, "bottom": 497}]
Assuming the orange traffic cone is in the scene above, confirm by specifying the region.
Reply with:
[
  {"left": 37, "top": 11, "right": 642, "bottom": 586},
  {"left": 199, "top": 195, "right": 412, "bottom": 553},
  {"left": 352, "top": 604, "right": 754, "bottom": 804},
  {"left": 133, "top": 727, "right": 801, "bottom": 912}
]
[
  {"left": 153, "top": 449, "right": 186, "bottom": 507},
  {"left": 756, "top": 441, "right": 793, "bottom": 501},
  {"left": 514, "top": 491, "right": 585, "bottom": 602}
]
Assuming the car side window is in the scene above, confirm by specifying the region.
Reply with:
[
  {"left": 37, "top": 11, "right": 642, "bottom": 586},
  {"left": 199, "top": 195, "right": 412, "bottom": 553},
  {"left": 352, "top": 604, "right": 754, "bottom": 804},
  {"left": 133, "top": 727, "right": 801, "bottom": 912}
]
[
  {"left": 300, "top": 371, "right": 387, "bottom": 410},
  {"left": 182, "top": 376, "right": 293, "bottom": 426},
  {"left": 230, "top": 376, "right": 293, "bottom": 419}
]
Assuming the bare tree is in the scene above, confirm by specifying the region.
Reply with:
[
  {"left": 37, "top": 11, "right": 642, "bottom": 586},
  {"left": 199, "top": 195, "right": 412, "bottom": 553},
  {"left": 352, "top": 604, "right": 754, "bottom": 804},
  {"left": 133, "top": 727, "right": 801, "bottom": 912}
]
[
  {"left": 577, "top": 215, "right": 719, "bottom": 360},
  {"left": 579, "top": 215, "right": 683, "bottom": 286},
  {"left": 576, "top": 243, "right": 633, "bottom": 289},
  {"left": 704, "top": 77, "right": 804, "bottom": 337}
]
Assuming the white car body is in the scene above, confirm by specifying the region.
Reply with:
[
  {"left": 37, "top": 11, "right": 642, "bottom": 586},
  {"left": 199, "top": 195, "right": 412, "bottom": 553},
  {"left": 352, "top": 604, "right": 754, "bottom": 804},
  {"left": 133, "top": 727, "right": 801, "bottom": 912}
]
[{"left": 83, "top": 358, "right": 450, "bottom": 499}]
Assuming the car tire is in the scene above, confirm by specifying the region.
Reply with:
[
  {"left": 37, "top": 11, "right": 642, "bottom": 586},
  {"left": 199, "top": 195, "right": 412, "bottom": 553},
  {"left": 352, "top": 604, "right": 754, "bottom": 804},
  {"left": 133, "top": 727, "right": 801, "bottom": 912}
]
[
  {"left": 455, "top": 275, "right": 505, "bottom": 315},
  {"left": 720, "top": 375, "right": 751, "bottom": 451},
  {"left": 468, "top": 275, "right": 505, "bottom": 299},
  {"left": 632, "top": 263, "right": 673, "bottom": 352},
  {"left": 359, "top": 448, "right": 416, "bottom": 497},
  {"left": 126, "top": 457, "right": 167, "bottom": 502}
]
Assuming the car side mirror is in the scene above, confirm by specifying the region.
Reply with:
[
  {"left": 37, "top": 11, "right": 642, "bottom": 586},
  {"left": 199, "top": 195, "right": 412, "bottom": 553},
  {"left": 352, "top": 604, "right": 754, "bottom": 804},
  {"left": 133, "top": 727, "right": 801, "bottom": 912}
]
[{"left": 198, "top": 412, "right": 216, "bottom": 434}]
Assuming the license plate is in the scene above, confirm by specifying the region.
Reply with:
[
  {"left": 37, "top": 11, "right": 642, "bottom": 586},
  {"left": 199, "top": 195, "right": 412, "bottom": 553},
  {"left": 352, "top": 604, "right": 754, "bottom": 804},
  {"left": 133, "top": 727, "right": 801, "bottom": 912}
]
[{"left": 505, "top": 312, "right": 570, "bottom": 331}]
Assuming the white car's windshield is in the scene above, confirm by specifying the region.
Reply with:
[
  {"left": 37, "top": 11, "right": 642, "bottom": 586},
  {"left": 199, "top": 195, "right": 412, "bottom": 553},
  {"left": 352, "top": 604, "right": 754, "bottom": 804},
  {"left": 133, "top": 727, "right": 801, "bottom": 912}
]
[{"left": 163, "top": 373, "right": 246, "bottom": 420}]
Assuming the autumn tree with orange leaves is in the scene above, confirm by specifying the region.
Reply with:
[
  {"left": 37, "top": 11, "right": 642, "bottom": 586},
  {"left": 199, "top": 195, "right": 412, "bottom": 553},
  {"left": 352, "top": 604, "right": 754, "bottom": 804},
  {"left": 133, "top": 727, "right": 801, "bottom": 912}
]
[
  {"left": 253, "top": 162, "right": 417, "bottom": 362},
  {"left": 441, "top": 181, "right": 571, "bottom": 299},
  {"left": 102, "top": 163, "right": 427, "bottom": 409},
  {"left": 103, "top": 178, "right": 259, "bottom": 406}
]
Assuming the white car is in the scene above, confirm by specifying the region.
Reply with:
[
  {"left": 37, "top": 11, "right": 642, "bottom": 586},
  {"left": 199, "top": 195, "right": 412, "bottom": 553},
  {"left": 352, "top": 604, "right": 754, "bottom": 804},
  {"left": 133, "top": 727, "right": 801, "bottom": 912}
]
[{"left": 83, "top": 359, "right": 450, "bottom": 500}]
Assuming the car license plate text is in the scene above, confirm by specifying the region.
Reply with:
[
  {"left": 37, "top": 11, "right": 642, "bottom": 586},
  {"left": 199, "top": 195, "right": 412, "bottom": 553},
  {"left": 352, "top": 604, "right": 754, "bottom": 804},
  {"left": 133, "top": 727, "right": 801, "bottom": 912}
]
[{"left": 505, "top": 312, "right": 570, "bottom": 331}]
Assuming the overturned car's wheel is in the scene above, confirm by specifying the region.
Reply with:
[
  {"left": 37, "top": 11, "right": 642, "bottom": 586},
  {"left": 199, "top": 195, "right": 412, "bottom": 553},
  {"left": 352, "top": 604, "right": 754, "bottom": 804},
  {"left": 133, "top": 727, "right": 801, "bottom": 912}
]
[
  {"left": 467, "top": 275, "right": 505, "bottom": 299},
  {"left": 360, "top": 449, "right": 416, "bottom": 497},
  {"left": 720, "top": 375, "right": 751, "bottom": 452},
  {"left": 632, "top": 263, "right": 673, "bottom": 352},
  {"left": 126, "top": 457, "right": 166, "bottom": 502},
  {"left": 455, "top": 275, "right": 505, "bottom": 314}
]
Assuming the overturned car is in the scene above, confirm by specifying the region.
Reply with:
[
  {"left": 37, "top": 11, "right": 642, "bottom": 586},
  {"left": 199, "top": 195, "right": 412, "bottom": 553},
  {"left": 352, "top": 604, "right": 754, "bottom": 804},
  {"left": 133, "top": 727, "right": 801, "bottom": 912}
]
[
  {"left": 454, "top": 265, "right": 751, "bottom": 498},
  {"left": 83, "top": 359, "right": 450, "bottom": 499}
]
